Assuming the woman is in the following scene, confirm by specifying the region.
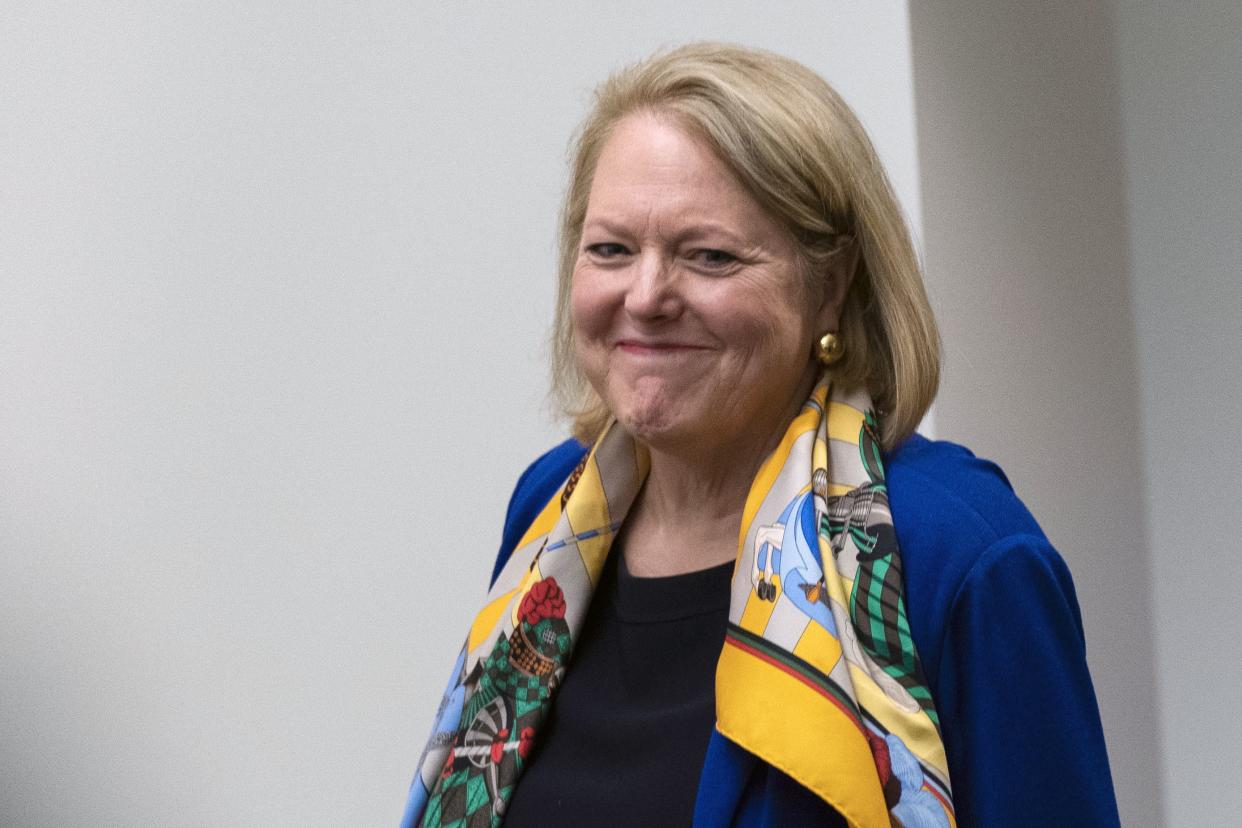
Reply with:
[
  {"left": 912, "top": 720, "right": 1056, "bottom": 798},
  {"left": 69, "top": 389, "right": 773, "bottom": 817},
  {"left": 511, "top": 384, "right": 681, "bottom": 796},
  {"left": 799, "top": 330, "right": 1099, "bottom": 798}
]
[{"left": 402, "top": 43, "right": 1119, "bottom": 827}]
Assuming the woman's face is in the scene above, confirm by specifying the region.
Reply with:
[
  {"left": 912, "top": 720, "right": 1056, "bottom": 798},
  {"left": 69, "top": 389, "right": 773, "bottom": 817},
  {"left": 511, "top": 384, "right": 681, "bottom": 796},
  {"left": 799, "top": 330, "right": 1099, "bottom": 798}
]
[{"left": 571, "top": 112, "right": 840, "bottom": 457}]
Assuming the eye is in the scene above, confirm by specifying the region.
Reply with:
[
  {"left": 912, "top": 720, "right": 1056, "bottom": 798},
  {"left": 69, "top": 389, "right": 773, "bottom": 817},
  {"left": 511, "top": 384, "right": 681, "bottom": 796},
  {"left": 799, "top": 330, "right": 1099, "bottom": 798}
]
[
  {"left": 584, "top": 242, "right": 630, "bottom": 259},
  {"left": 689, "top": 248, "right": 739, "bottom": 271}
]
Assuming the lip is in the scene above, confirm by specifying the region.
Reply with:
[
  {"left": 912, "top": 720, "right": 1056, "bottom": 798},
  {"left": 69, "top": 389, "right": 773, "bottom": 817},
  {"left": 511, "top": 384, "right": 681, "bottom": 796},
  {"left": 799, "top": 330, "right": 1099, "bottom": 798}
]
[{"left": 615, "top": 339, "right": 709, "bottom": 355}]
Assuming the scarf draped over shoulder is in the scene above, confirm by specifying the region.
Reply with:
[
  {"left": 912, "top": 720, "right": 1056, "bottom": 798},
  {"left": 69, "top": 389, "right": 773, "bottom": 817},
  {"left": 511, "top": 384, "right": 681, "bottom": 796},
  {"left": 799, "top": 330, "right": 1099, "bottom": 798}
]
[{"left": 403, "top": 377, "right": 955, "bottom": 828}]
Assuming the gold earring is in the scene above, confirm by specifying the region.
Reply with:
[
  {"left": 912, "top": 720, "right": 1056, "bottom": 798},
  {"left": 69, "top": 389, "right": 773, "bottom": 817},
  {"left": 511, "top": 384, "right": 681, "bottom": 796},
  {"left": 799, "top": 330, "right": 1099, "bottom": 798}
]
[{"left": 817, "top": 332, "right": 845, "bottom": 365}]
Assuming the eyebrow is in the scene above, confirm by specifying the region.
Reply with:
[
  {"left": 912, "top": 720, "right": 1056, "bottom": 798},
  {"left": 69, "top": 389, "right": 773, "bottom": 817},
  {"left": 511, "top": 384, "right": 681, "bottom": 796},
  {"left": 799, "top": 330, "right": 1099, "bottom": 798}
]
[
  {"left": 581, "top": 217, "right": 750, "bottom": 248},
  {"left": 580, "top": 217, "right": 635, "bottom": 238}
]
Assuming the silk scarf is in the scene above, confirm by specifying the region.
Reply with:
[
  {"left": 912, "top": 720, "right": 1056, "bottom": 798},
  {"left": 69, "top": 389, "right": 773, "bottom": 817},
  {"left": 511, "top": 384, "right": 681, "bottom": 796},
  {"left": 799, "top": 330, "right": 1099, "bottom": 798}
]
[{"left": 402, "top": 378, "right": 955, "bottom": 828}]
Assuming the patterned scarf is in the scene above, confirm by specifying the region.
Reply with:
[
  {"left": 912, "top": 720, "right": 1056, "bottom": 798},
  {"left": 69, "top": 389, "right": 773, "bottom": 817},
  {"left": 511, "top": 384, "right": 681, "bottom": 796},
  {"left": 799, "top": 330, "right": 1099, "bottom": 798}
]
[{"left": 402, "top": 378, "right": 955, "bottom": 828}]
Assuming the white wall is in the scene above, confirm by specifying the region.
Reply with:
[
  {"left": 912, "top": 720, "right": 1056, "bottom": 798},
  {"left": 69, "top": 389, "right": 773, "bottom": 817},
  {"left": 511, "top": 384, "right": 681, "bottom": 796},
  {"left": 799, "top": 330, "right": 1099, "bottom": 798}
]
[
  {"left": 912, "top": 2, "right": 1242, "bottom": 825},
  {"left": 1113, "top": 2, "right": 1242, "bottom": 823},
  {"left": 0, "top": 4, "right": 923, "bottom": 824},
  {"left": 909, "top": 3, "right": 1161, "bottom": 825}
]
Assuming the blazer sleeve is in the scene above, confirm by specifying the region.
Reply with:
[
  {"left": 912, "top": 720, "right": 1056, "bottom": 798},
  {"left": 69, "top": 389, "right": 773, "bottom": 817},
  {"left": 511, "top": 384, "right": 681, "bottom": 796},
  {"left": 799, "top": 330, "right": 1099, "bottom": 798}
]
[{"left": 935, "top": 533, "right": 1121, "bottom": 828}]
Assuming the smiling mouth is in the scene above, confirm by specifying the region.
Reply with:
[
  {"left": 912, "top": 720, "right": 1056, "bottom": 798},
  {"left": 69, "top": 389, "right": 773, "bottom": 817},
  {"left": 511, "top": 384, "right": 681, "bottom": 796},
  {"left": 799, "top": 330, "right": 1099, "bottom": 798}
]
[{"left": 615, "top": 341, "right": 708, "bottom": 356}]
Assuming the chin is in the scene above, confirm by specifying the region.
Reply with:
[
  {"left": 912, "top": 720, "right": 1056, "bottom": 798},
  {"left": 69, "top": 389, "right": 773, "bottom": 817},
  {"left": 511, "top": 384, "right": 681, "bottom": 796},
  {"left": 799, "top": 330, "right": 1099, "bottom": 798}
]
[
  {"left": 614, "top": 401, "right": 715, "bottom": 452},
  {"left": 599, "top": 376, "right": 718, "bottom": 449},
  {"left": 615, "top": 404, "right": 673, "bottom": 443}
]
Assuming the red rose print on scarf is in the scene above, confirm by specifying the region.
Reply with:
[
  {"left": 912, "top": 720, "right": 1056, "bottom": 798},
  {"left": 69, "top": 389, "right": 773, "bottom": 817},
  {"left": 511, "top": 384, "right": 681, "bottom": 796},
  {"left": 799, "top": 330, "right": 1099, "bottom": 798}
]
[{"left": 519, "top": 577, "right": 566, "bottom": 625}]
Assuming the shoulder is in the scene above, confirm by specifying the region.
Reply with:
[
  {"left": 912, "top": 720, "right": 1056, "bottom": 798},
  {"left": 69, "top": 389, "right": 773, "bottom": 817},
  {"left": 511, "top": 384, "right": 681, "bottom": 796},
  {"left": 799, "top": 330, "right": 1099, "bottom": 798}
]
[
  {"left": 882, "top": 434, "right": 1068, "bottom": 677},
  {"left": 883, "top": 432, "right": 1049, "bottom": 579},
  {"left": 490, "top": 438, "right": 589, "bottom": 585},
  {"left": 884, "top": 432, "right": 1044, "bottom": 545},
  {"left": 504, "top": 438, "right": 588, "bottom": 522}
]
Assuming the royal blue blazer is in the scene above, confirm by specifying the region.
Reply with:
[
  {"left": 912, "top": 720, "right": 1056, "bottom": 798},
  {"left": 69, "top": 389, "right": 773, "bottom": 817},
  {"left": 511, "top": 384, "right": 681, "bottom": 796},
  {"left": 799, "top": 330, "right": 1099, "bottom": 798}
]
[{"left": 486, "top": 434, "right": 1121, "bottom": 827}]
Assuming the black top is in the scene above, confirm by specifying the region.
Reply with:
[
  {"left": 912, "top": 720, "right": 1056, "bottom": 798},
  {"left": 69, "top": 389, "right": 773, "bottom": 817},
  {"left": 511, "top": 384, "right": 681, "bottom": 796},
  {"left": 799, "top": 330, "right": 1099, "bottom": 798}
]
[{"left": 502, "top": 550, "right": 733, "bottom": 827}]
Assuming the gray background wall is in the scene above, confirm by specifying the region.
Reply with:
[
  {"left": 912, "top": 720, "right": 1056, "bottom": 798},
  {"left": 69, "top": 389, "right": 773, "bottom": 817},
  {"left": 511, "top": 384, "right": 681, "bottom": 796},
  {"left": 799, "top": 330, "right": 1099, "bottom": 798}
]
[
  {"left": 1115, "top": 1, "right": 1242, "bottom": 822},
  {"left": 913, "top": 2, "right": 1242, "bottom": 826},
  {"left": 0, "top": 3, "right": 923, "bottom": 825}
]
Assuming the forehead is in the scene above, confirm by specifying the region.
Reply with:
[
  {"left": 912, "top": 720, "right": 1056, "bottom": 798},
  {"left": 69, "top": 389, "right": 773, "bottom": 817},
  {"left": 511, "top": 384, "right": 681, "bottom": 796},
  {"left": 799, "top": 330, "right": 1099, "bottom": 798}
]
[{"left": 586, "top": 112, "right": 761, "bottom": 223}]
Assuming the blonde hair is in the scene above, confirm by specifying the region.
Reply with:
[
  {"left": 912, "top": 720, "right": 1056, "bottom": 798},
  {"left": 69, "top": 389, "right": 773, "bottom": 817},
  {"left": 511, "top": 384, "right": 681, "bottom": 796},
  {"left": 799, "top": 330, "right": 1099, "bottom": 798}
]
[{"left": 552, "top": 42, "right": 939, "bottom": 449}]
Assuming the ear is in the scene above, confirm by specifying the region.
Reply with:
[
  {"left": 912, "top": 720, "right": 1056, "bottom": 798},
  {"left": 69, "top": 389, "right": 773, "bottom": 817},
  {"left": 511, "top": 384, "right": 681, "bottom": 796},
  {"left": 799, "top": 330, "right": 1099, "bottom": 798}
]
[{"left": 812, "top": 240, "right": 860, "bottom": 333}]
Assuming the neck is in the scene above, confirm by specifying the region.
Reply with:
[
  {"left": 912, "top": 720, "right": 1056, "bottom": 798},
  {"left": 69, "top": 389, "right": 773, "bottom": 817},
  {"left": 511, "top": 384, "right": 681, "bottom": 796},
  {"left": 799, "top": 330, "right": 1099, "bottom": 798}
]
[{"left": 620, "top": 367, "right": 819, "bottom": 577}]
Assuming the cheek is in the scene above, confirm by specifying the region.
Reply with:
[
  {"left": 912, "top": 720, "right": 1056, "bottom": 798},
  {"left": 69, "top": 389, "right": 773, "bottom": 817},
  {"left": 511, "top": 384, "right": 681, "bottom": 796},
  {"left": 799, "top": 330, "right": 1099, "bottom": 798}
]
[
  {"left": 569, "top": 268, "right": 611, "bottom": 362},
  {"left": 715, "top": 295, "right": 811, "bottom": 377},
  {"left": 571, "top": 266, "right": 621, "bottom": 337},
  {"left": 704, "top": 292, "right": 791, "bottom": 358}
]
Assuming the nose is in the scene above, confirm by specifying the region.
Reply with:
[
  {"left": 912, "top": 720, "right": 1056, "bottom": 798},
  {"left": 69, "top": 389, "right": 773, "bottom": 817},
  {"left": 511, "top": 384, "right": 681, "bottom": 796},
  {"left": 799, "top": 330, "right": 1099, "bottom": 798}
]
[{"left": 624, "top": 251, "right": 682, "bottom": 321}]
